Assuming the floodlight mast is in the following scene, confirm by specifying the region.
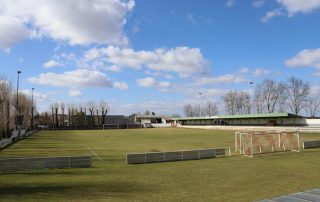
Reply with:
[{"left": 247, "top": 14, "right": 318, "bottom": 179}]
[
  {"left": 199, "top": 92, "right": 202, "bottom": 117},
  {"left": 16, "top": 70, "right": 22, "bottom": 128},
  {"left": 31, "top": 87, "right": 34, "bottom": 129}
]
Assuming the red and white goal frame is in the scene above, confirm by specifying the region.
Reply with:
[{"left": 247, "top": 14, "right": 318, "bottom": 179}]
[{"left": 235, "top": 130, "right": 300, "bottom": 157}]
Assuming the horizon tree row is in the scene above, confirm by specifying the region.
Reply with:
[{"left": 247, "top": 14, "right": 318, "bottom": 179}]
[
  {"left": 0, "top": 74, "right": 36, "bottom": 138},
  {"left": 37, "top": 101, "right": 110, "bottom": 129},
  {"left": 223, "top": 76, "right": 318, "bottom": 116}
]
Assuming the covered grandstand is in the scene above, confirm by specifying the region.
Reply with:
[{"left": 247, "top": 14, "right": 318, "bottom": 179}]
[{"left": 173, "top": 113, "right": 312, "bottom": 126}]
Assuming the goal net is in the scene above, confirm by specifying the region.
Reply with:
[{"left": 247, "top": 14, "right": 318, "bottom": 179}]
[
  {"left": 102, "top": 124, "right": 120, "bottom": 130},
  {"left": 235, "top": 130, "right": 300, "bottom": 157}
]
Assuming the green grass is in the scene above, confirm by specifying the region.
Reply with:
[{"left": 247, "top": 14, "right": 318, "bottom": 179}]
[{"left": 0, "top": 128, "right": 320, "bottom": 202}]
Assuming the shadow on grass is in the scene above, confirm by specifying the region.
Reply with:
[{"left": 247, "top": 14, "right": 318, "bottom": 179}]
[{"left": 0, "top": 181, "right": 155, "bottom": 198}]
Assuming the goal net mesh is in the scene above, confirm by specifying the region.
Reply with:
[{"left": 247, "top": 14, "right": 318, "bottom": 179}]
[{"left": 235, "top": 130, "right": 300, "bottom": 157}]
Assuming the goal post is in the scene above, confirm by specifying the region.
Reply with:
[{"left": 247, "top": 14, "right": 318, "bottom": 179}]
[
  {"left": 102, "top": 124, "right": 120, "bottom": 130},
  {"left": 235, "top": 130, "right": 300, "bottom": 157}
]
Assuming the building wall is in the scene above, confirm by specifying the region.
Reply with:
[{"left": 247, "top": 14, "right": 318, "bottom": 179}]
[{"left": 180, "top": 117, "right": 310, "bottom": 126}]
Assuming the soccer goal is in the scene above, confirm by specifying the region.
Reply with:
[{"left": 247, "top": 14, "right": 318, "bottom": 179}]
[
  {"left": 235, "top": 130, "right": 300, "bottom": 157},
  {"left": 102, "top": 124, "right": 120, "bottom": 130}
]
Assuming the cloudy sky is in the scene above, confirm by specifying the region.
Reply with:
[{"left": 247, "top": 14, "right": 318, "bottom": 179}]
[{"left": 1, "top": 0, "right": 320, "bottom": 115}]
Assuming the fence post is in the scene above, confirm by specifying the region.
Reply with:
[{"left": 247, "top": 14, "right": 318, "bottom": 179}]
[{"left": 144, "top": 153, "right": 147, "bottom": 164}]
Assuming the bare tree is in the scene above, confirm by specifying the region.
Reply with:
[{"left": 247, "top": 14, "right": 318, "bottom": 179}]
[
  {"left": 224, "top": 91, "right": 251, "bottom": 115},
  {"left": 204, "top": 101, "right": 218, "bottom": 116},
  {"left": 0, "top": 76, "right": 12, "bottom": 138},
  {"left": 286, "top": 77, "right": 310, "bottom": 115},
  {"left": 183, "top": 104, "right": 193, "bottom": 117},
  {"left": 60, "top": 102, "right": 65, "bottom": 127},
  {"left": 237, "top": 91, "right": 251, "bottom": 114},
  {"left": 99, "top": 100, "right": 109, "bottom": 125},
  {"left": 260, "top": 79, "right": 280, "bottom": 113},
  {"left": 277, "top": 83, "right": 288, "bottom": 113},
  {"left": 223, "top": 91, "right": 237, "bottom": 115},
  {"left": 306, "top": 95, "right": 320, "bottom": 117},
  {"left": 254, "top": 84, "right": 265, "bottom": 114}
]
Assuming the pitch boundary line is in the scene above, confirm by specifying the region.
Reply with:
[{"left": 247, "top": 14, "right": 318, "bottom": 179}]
[{"left": 87, "top": 147, "right": 104, "bottom": 163}]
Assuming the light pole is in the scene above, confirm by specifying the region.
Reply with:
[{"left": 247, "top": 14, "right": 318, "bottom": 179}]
[
  {"left": 199, "top": 92, "right": 202, "bottom": 117},
  {"left": 249, "top": 81, "right": 254, "bottom": 91},
  {"left": 16, "top": 70, "right": 22, "bottom": 128},
  {"left": 31, "top": 87, "right": 34, "bottom": 129}
]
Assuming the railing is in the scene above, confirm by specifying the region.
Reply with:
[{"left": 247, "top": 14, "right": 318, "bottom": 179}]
[
  {"left": 126, "top": 148, "right": 229, "bottom": 164},
  {"left": 0, "top": 156, "right": 91, "bottom": 172}
]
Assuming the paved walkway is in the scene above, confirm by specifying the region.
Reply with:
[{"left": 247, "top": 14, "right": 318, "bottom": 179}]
[{"left": 258, "top": 188, "right": 320, "bottom": 202}]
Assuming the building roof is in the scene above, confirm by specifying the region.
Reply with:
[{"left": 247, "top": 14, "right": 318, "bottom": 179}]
[
  {"left": 131, "top": 114, "right": 172, "bottom": 120},
  {"left": 173, "top": 112, "right": 302, "bottom": 121}
]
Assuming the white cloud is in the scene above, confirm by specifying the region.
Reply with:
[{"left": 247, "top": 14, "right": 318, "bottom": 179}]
[
  {"left": 110, "top": 100, "right": 183, "bottom": 116},
  {"left": 186, "top": 13, "right": 196, "bottom": 25},
  {"left": 20, "top": 89, "right": 48, "bottom": 102},
  {"left": 239, "top": 67, "right": 249, "bottom": 74},
  {"left": 253, "top": 68, "right": 270, "bottom": 77},
  {"left": 253, "top": 0, "right": 266, "bottom": 8},
  {"left": 0, "top": 16, "right": 31, "bottom": 51},
  {"left": 197, "top": 74, "right": 248, "bottom": 85},
  {"left": 0, "top": 0, "right": 134, "bottom": 50},
  {"left": 145, "top": 71, "right": 174, "bottom": 79},
  {"left": 285, "top": 48, "right": 320, "bottom": 69},
  {"left": 113, "top": 81, "right": 128, "bottom": 90},
  {"left": 137, "top": 77, "right": 171, "bottom": 88},
  {"left": 277, "top": 0, "right": 320, "bottom": 16},
  {"left": 43, "top": 60, "right": 63, "bottom": 68},
  {"left": 69, "top": 89, "right": 82, "bottom": 97},
  {"left": 108, "top": 65, "right": 122, "bottom": 72},
  {"left": 28, "top": 69, "right": 113, "bottom": 88},
  {"left": 83, "top": 46, "right": 209, "bottom": 77},
  {"left": 226, "top": 0, "right": 235, "bottom": 7},
  {"left": 261, "top": 9, "right": 283, "bottom": 22}
]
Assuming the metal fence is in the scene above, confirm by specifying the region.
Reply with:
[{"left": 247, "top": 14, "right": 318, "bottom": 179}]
[
  {"left": 126, "top": 148, "right": 228, "bottom": 164},
  {"left": 303, "top": 140, "right": 320, "bottom": 149},
  {"left": 1, "top": 130, "right": 39, "bottom": 150},
  {"left": 0, "top": 156, "right": 91, "bottom": 172}
]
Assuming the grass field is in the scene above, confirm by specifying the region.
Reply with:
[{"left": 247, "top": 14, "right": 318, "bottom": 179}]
[{"left": 0, "top": 128, "right": 320, "bottom": 202}]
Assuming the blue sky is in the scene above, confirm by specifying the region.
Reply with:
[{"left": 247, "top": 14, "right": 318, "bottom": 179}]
[{"left": 1, "top": 0, "right": 320, "bottom": 115}]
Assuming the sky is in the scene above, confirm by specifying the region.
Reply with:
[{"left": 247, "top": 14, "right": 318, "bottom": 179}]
[{"left": 1, "top": 0, "right": 320, "bottom": 115}]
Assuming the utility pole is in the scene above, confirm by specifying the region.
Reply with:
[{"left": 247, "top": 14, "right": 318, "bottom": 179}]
[{"left": 31, "top": 87, "right": 34, "bottom": 130}]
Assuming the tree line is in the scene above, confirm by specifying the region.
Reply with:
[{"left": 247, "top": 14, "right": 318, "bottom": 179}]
[
  {"left": 37, "top": 101, "right": 110, "bottom": 129},
  {"left": 183, "top": 76, "right": 319, "bottom": 117},
  {"left": 0, "top": 74, "right": 35, "bottom": 138}
]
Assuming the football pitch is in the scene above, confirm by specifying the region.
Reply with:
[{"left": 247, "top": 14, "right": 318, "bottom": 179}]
[{"left": 0, "top": 128, "right": 320, "bottom": 201}]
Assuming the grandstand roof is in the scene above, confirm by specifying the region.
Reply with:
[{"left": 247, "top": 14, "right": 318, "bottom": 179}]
[{"left": 173, "top": 112, "right": 302, "bottom": 121}]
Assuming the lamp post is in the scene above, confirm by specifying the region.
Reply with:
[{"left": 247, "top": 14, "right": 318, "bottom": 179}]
[
  {"left": 31, "top": 87, "right": 34, "bottom": 129},
  {"left": 249, "top": 81, "right": 254, "bottom": 114},
  {"left": 199, "top": 92, "right": 202, "bottom": 117},
  {"left": 249, "top": 81, "right": 254, "bottom": 91},
  {"left": 16, "top": 70, "right": 22, "bottom": 128}
]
